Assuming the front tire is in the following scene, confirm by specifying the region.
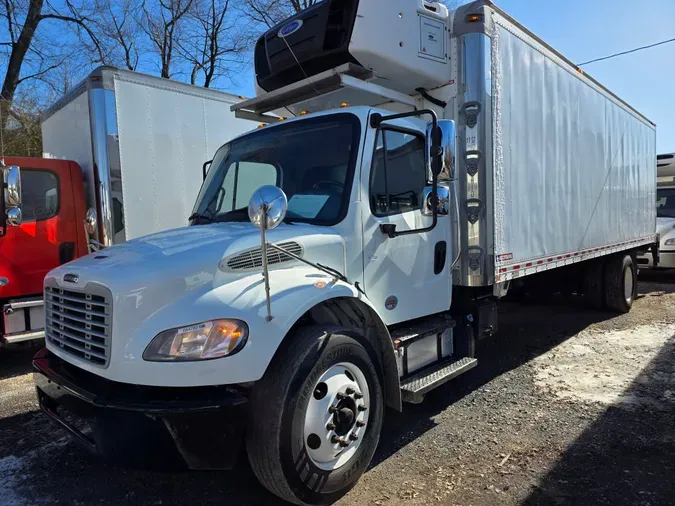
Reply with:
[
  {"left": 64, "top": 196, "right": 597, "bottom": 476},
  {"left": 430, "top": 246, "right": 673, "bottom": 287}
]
[{"left": 247, "top": 326, "right": 384, "bottom": 505}]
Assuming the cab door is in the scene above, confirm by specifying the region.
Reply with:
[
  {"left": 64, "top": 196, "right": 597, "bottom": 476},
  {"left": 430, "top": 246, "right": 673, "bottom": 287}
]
[
  {"left": 0, "top": 159, "right": 85, "bottom": 300},
  {"left": 360, "top": 113, "right": 451, "bottom": 325}
]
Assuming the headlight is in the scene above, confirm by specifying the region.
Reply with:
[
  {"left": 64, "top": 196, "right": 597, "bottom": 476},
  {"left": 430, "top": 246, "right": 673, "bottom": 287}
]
[
  {"left": 665, "top": 238, "right": 675, "bottom": 246},
  {"left": 143, "top": 319, "right": 248, "bottom": 362}
]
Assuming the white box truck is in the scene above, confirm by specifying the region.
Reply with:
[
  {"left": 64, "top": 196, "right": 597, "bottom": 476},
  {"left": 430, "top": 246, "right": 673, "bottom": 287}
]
[
  {"left": 34, "top": 1, "right": 658, "bottom": 504},
  {"left": 41, "top": 66, "right": 256, "bottom": 246},
  {"left": 640, "top": 153, "right": 675, "bottom": 268}
]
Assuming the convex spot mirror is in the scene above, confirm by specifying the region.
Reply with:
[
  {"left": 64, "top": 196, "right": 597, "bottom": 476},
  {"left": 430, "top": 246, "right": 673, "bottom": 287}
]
[
  {"left": 5, "top": 165, "right": 21, "bottom": 207},
  {"left": 248, "top": 185, "right": 288, "bottom": 230},
  {"left": 6, "top": 207, "right": 21, "bottom": 227},
  {"left": 85, "top": 207, "right": 97, "bottom": 235}
]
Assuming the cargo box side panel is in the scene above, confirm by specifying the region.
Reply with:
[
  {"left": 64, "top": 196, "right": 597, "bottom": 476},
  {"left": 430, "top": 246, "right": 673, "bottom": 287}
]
[
  {"left": 115, "top": 78, "right": 253, "bottom": 240},
  {"left": 492, "top": 23, "right": 656, "bottom": 276},
  {"left": 41, "top": 91, "right": 96, "bottom": 212}
]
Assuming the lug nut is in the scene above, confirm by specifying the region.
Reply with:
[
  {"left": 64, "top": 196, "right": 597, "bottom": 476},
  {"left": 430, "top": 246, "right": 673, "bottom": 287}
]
[
  {"left": 354, "top": 392, "right": 363, "bottom": 400},
  {"left": 326, "top": 423, "right": 336, "bottom": 431},
  {"left": 356, "top": 420, "right": 365, "bottom": 427},
  {"left": 331, "top": 435, "right": 341, "bottom": 444},
  {"left": 328, "top": 406, "right": 338, "bottom": 414},
  {"left": 346, "top": 387, "right": 355, "bottom": 395},
  {"left": 336, "top": 392, "right": 346, "bottom": 400},
  {"left": 339, "top": 439, "right": 350, "bottom": 447},
  {"left": 349, "top": 433, "right": 358, "bottom": 441},
  {"left": 358, "top": 405, "right": 367, "bottom": 412}
]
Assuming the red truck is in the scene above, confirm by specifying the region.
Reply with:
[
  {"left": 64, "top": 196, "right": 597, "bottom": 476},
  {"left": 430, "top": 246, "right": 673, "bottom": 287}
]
[{"left": 0, "top": 157, "right": 88, "bottom": 348}]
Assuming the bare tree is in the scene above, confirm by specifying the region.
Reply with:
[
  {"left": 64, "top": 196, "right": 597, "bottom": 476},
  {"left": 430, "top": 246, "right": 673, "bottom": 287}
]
[
  {"left": 241, "top": 0, "right": 319, "bottom": 29},
  {"left": 176, "top": 0, "right": 247, "bottom": 87},
  {"left": 70, "top": 0, "right": 145, "bottom": 71},
  {"left": 142, "top": 0, "right": 193, "bottom": 78},
  {"left": 1, "top": 0, "right": 103, "bottom": 130},
  {"left": 1, "top": 92, "right": 43, "bottom": 156}
]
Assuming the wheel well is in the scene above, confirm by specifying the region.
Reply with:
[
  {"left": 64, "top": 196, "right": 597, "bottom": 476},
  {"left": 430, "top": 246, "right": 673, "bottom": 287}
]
[{"left": 283, "top": 297, "right": 402, "bottom": 411}]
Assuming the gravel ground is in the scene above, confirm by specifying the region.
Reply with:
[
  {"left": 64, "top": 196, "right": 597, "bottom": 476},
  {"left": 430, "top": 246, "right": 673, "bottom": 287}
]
[{"left": 1, "top": 271, "right": 674, "bottom": 506}]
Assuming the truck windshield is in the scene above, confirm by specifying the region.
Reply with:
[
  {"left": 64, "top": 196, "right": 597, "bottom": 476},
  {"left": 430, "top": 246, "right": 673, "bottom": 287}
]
[
  {"left": 657, "top": 188, "right": 675, "bottom": 218},
  {"left": 191, "top": 113, "right": 361, "bottom": 226}
]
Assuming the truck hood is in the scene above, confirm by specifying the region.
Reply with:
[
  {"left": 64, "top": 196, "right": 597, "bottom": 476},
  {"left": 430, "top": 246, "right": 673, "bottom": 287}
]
[{"left": 47, "top": 221, "right": 346, "bottom": 319}]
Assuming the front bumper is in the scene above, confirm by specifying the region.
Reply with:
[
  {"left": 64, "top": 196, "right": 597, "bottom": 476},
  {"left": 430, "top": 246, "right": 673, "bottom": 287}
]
[
  {"left": 639, "top": 249, "right": 675, "bottom": 269},
  {"left": 33, "top": 348, "right": 249, "bottom": 470}
]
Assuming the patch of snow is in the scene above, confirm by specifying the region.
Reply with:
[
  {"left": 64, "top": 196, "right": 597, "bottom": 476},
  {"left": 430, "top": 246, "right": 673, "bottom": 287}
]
[
  {"left": 532, "top": 323, "right": 675, "bottom": 408},
  {"left": 0, "top": 438, "right": 69, "bottom": 505}
]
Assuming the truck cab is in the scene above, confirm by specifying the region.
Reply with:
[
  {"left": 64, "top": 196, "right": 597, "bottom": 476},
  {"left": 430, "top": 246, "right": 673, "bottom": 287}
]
[{"left": 0, "top": 157, "right": 88, "bottom": 347}]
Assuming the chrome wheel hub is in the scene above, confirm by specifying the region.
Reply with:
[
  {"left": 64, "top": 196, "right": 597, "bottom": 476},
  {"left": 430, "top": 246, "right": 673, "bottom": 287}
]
[
  {"left": 624, "top": 265, "right": 634, "bottom": 302},
  {"left": 303, "top": 362, "right": 370, "bottom": 470}
]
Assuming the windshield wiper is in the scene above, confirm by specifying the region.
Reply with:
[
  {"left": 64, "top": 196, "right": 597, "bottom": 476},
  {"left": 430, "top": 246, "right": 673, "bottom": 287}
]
[{"left": 188, "top": 212, "right": 214, "bottom": 224}]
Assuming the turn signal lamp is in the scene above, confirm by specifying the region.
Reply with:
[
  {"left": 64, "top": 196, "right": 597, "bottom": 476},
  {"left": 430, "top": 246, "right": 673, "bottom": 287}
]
[
  {"left": 466, "top": 14, "right": 482, "bottom": 23},
  {"left": 340, "top": 102, "right": 349, "bottom": 108},
  {"left": 300, "top": 110, "right": 310, "bottom": 115}
]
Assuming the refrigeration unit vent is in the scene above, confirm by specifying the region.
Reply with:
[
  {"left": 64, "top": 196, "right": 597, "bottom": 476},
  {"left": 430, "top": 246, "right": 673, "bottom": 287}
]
[{"left": 254, "top": 0, "right": 360, "bottom": 93}]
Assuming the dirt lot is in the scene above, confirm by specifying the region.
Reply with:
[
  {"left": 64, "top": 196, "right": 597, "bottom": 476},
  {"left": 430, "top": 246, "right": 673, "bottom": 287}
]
[{"left": 1, "top": 271, "right": 674, "bottom": 506}]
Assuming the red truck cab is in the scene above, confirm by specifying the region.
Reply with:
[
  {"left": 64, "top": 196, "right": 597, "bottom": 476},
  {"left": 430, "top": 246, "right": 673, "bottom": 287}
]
[{"left": 0, "top": 157, "right": 88, "bottom": 347}]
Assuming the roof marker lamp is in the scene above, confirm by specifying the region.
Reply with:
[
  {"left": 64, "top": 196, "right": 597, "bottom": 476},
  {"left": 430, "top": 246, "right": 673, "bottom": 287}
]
[{"left": 143, "top": 319, "right": 248, "bottom": 361}]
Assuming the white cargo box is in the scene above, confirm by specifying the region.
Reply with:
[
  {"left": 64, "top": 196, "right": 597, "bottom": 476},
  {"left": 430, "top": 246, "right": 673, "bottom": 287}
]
[{"left": 42, "top": 67, "right": 255, "bottom": 245}]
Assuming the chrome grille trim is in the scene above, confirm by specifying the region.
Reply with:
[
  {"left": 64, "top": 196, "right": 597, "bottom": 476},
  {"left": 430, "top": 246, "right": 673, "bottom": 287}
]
[
  {"left": 44, "top": 284, "right": 112, "bottom": 367},
  {"left": 224, "top": 241, "right": 303, "bottom": 271}
]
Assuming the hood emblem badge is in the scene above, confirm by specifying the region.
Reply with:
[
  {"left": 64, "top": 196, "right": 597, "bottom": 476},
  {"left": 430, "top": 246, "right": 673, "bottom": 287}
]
[{"left": 63, "top": 273, "right": 79, "bottom": 283}]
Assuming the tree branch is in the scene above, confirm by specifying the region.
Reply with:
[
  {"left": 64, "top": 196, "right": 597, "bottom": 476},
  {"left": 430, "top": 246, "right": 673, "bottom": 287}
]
[{"left": 16, "top": 61, "right": 61, "bottom": 84}]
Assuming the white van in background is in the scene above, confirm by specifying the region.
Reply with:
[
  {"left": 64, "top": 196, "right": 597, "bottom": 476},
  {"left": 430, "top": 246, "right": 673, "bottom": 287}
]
[{"left": 640, "top": 153, "right": 675, "bottom": 268}]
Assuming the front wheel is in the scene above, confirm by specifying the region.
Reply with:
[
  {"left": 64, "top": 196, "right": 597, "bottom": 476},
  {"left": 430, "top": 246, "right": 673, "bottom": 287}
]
[{"left": 247, "top": 326, "right": 384, "bottom": 505}]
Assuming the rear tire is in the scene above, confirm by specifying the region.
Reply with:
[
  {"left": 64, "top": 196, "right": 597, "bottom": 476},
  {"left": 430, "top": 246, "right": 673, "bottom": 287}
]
[
  {"left": 247, "top": 325, "right": 384, "bottom": 505},
  {"left": 604, "top": 254, "right": 636, "bottom": 313}
]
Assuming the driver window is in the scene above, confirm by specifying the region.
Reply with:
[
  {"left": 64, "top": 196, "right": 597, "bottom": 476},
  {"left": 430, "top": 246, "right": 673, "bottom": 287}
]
[
  {"left": 220, "top": 162, "right": 278, "bottom": 212},
  {"left": 369, "top": 129, "right": 426, "bottom": 216}
]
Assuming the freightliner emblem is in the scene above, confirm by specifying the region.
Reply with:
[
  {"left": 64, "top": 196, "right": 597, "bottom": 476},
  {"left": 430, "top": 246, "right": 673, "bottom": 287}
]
[
  {"left": 278, "top": 19, "right": 303, "bottom": 38},
  {"left": 63, "top": 273, "right": 79, "bottom": 283}
]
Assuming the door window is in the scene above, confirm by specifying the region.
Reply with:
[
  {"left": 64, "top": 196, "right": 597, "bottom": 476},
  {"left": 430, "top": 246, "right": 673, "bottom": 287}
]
[
  {"left": 369, "top": 129, "right": 426, "bottom": 216},
  {"left": 22, "top": 170, "right": 60, "bottom": 221}
]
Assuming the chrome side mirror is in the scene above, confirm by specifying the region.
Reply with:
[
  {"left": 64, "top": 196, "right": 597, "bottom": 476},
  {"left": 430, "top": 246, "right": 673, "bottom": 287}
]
[
  {"left": 423, "top": 183, "right": 450, "bottom": 216},
  {"left": 5, "top": 165, "right": 21, "bottom": 207},
  {"left": 6, "top": 207, "right": 22, "bottom": 227},
  {"left": 427, "top": 120, "right": 456, "bottom": 182},
  {"left": 248, "top": 185, "right": 288, "bottom": 231},
  {"left": 85, "top": 207, "right": 98, "bottom": 235}
]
